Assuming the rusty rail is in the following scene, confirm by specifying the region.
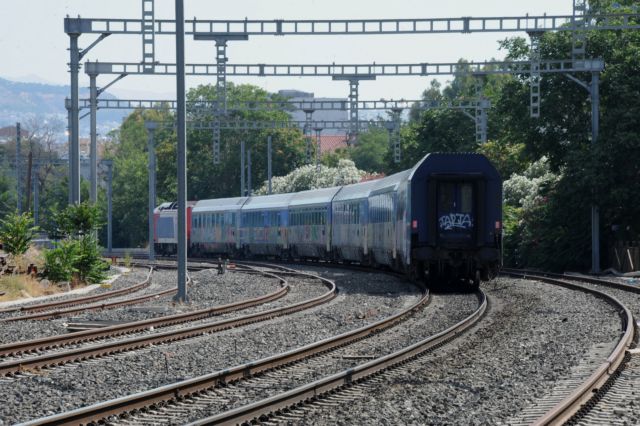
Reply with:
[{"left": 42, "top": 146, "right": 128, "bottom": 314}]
[
  {"left": 0, "top": 268, "right": 286, "bottom": 358},
  {"left": 0, "top": 267, "right": 335, "bottom": 377},
  {"left": 21, "top": 272, "right": 430, "bottom": 426},
  {"left": 0, "top": 267, "right": 154, "bottom": 316},
  {"left": 502, "top": 270, "right": 635, "bottom": 426}
]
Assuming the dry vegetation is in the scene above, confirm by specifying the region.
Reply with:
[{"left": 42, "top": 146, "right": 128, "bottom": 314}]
[{"left": 0, "top": 275, "right": 61, "bottom": 302}]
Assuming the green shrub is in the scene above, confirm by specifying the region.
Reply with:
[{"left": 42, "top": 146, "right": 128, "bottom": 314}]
[
  {"left": 51, "top": 202, "right": 104, "bottom": 238},
  {"left": 75, "top": 235, "right": 109, "bottom": 284},
  {"left": 0, "top": 212, "right": 39, "bottom": 256},
  {"left": 44, "top": 237, "right": 108, "bottom": 285},
  {"left": 44, "top": 240, "right": 80, "bottom": 283}
]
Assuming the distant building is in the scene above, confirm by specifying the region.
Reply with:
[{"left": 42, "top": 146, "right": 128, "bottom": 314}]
[
  {"left": 278, "top": 90, "right": 348, "bottom": 136},
  {"left": 0, "top": 125, "right": 30, "bottom": 144},
  {"left": 317, "top": 135, "right": 349, "bottom": 154}
]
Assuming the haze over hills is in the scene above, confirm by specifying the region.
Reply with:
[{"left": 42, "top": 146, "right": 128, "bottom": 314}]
[{"left": 0, "top": 77, "right": 128, "bottom": 139}]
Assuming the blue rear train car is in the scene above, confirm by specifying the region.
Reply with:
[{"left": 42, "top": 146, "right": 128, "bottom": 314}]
[
  {"left": 160, "top": 152, "right": 502, "bottom": 287},
  {"left": 407, "top": 153, "right": 502, "bottom": 284}
]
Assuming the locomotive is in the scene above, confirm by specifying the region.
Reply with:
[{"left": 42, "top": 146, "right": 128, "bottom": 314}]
[{"left": 154, "top": 153, "right": 502, "bottom": 287}]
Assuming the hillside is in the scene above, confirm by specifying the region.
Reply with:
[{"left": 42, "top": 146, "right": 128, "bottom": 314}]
[{"left": 0, "top": 77, "right": 127, "bottom": 136}]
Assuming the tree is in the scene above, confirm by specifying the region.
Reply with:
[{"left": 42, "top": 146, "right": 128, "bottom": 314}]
[
  {"left": 349, "top": 128, "right": 389, "bottom": 173},
  {"left": 255, "top": 159, "right": 367, "bottom": 194},
  {"left": 105, "top": 83, "right": 308, "bottom": 248}
]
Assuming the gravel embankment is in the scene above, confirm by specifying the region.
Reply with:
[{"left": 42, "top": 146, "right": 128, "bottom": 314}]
[
  {"left": 301, "top": 277, "right": 622, "bottom": 425},
  {"left": 0, "top": 268, "right": 420, "bottom": 424},
  {"left": 170, "top": 291, "right": 480, "bottom": 425},
  {"left": 0, "top": 268, "right": 162, "bottom": 344}
]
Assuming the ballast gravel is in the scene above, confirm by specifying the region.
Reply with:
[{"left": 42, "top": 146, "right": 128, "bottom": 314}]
[
  {"left": 303, "top": 277, "right": 622, "bottom": 425},
  {"left": 0, "top": 268, "right": 151, "bottom": 344},
  {"left": 0, "top": 267, "right": 420, "bottom": 424}
]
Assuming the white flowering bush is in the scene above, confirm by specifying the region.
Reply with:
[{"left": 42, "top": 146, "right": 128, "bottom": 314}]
[
  {"left": 256, "top": 159, "right": 369, "bottom": 194},
  {"left": 503, "top": 156, "right": 560, "bottom": 210}
]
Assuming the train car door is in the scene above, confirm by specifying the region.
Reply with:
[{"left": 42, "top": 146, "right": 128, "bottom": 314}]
[{"left": 436, "top": 181, "right": 475, "bottom": 246}]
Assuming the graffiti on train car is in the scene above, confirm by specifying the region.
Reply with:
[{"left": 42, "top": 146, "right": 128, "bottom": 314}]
[{"left": 439, "top": 213, "right": 474, "bottom": 231}]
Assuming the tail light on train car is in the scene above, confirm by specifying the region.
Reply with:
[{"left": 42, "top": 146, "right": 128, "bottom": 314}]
[
  {"left": 412, "top": 220, "right": 418, "bottom": 230},
  {"left": 495, "top": 221, "right": 502, "bottom": 231}
]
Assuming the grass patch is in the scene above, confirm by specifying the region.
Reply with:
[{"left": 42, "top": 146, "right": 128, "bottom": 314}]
[{"left": 0, "top": 275, "right": 61, "bottom": 302}]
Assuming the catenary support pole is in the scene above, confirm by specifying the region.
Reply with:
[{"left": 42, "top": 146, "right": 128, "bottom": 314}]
[
  {"left": 175, "top": 0, "right": 188, "bottom": 302},
  {"left": 147, "top": 122, "right": 157, "bottom": 261},
  {"left": 15, "top": 122, "right": 21, "bottom": 213},
  {"left": 66, "top": 105, "right": 73, "bottom": 204},
  {"left": 70, "top": 33, "right": 81, "bottom": 204},
  {"left": 89, "top": 72, "right": 98, "bottom": 203},
  {"left": 314, "top": 127, "right": 322, "bottom": 172},
  {"left": 106, "top": 161, "right": 113, "bottom": 254},
  {"left": 247, "top": 148, "right": 252, "bottom": 196},
  {"left": 240, "top": 139, "right": 246, "bottom": 196},
  {"left": 591, "top": 71, "right": 600, "bottom": 273},
  {"left": 33, "top": 164, "right": 39, "bottom": 225},
  {"left": 267, "top": 135, "right": 272, "bottom": 195}
]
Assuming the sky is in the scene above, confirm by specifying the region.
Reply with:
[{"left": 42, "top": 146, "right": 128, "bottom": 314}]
[{"left": 0, "top": 1, "right": 575, "bottom": 101}]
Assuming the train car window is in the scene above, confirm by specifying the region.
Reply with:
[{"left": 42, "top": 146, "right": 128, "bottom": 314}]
[
  {"left": 439, "top": 183, "right": 456, "bottom": 211},
  {"left": 460, "top": 184, "right": 473, "bottom": 212}
]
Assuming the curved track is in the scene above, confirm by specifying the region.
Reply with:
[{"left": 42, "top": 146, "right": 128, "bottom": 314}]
[
  {"left": 21, "top": 265, "right": 432, "bottom": 426},
  {"left": 501, "top": 270, "right": 635, "bottom": 425},
  {"left": 0, "top": 264, "right": 335, "bottom": 378},
  {"left": 0, "top": 268, "right": 154, "bottom": 321}
]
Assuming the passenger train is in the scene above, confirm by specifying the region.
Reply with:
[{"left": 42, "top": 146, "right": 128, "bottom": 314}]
[{"left": 154, "top": 153, "right": 502, "bottom": 287}]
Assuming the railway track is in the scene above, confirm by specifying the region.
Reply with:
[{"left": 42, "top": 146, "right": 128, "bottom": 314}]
[
  {"left": 0, "top": 263, "right": 334, "bottom": 379},
  {"left": 0, "top": 268, "right": 154, "bottom": 321},
  {"left": 21, "top": 266, "right": 435, "bottom": 425},
  {"left": 500, "top": 270, "right": 635, "bottom": 425}
]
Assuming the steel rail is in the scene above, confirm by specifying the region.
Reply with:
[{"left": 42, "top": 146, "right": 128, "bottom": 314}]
[
  {"left": 0, "top": 267, "right": 287, "bottom": 358},
  {"left": 0, "top": 268, "right": 153, "bottom": 316},
  {"left": 500, "top": 271, "right": 635, "bottom": 426},
  {"left": 186, "top": 290, "right": 484, "bottom": 426},
  {"left": 0, "top": 268, "right": 335, "bottom": 377},
  {"left": 502, "top": 267, "right": 640, "bottom": 294},
  {"left": 22, "top": 273, "right": 429, "bottom": 426}
]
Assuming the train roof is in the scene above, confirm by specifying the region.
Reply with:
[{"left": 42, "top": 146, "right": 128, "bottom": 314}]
[
  {"left": 408, "top": 152, "right": 501, "bottom": 182},
  {"left": 369, "top": 170, "right": 412, "bottom": 196},
  {"left": 332, "top": 178, "right": 382, "bottom": 202},
  {"left": 289, "top": 186, "right": 343, "bottom": 208},
  {"left": 193, "top": 197, "right": 248, "bottom": 213},
  {"left": 242, "top": 192, "right": 296, "bottom": 211}
]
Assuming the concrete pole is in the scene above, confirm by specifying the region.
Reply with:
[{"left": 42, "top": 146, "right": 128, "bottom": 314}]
[
  {"left": 66, "top": 105, "right": 73, "bottom": 205},
  {"left": 175, "top": 0, "right": 188, "bottom": 302},
  {"left": 147, "top": 122, "right": 157, "bottom": 261},
  {"left": 314, "top": 127, "right": 322, "bottom": 172},
  {"left": 89, "top": 73, "right": 98, "bottom": 203},
  {"left": 267, "top": 135, "right": 272, "bottom": 195},
  {"left": 69, "top": 33, "right": 81, "bottom": 204},
  {"left": 240, "top": 139, "right": 246, "bottom": 196},
  {"left": 591, "top": 71, "right": 600, "bottom": 273},
  {"left": 15, "top": 122, "right": 21, "bottom": 213},
  {"left": 247, "top": 148, "right": 252, "bottom": 196},
  {"left": 106, "top": 161, "right": 113, "bottom": 254},
  {"left": 33, "top": 164, "right": 39, "bottom": 225}
]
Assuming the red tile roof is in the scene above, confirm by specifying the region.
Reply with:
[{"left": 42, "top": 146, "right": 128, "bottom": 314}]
[{"left": 318, "top": 135, "right": 349, "bottom": 153}]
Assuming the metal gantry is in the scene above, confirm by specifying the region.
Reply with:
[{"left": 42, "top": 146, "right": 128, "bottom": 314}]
[
  {"left": 142, "top": 0, "right": 156, "bottom": 73},
  {"left": 84, "top": 58, "right": 605, "bottom": 77},
  {"left": 65, "top": 13, "right": 640, "bottom": 36}
]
